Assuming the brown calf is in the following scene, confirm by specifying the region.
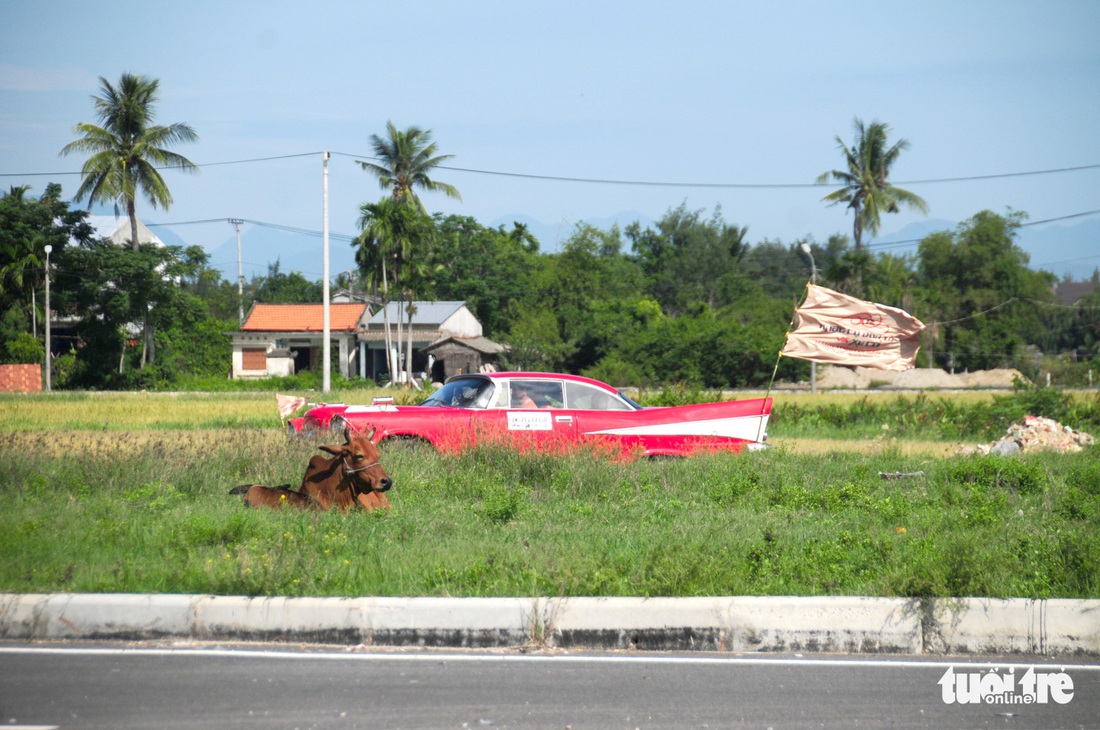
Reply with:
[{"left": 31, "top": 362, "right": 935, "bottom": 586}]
[{"left": 231, "top": 427, "right": 393, "bottom": 512}]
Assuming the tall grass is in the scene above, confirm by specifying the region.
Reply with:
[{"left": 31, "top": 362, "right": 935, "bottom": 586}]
[
  {"left": 1, "top": 430, "right": 1096, "bottom": 599},
  {"left": 5, "top": 387, "right": 1097, "bottom": 440}
]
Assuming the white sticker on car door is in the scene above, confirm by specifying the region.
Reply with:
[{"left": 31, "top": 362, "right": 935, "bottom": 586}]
[{"left": 507, "top": 411, "right": 553, "bottom": 431}]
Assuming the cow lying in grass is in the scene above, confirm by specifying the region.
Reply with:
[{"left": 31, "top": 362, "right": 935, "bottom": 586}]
[{"left": 231, "top": 427, "right": 393, "bottom": 512}]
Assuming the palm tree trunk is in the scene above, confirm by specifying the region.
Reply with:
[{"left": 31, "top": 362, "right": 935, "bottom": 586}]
[
  {"left": 380, "top": 257, "right": 394, "bottom": 384},
  {"left": 405, "top": 300, "right": 415, "bottom": 388},
  {"left": 395, "top": 295, "right": 403, "bottom": 386},
  {"left": 128, "top": 199, "right": 156, "bottom": 367}
]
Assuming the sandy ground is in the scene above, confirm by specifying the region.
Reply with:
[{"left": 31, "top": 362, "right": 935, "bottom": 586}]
[{"left": 813, "top": 366, "right": 1025, "bottom": 390}]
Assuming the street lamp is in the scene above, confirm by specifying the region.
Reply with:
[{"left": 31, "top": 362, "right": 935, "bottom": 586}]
[
  {"left": 799, "top": 243, "right": 817, "bottom": 394},
  {"left": 44, "top": 244, "right": 52, "bottom": 392}
]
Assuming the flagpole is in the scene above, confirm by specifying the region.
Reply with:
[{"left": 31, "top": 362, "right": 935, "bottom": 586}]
[
  {"left": 800, "top": 244, "right": 818, "bottom": 393},
  {"left": 756, "top": 280, "right": 810, "bottom": 444}
]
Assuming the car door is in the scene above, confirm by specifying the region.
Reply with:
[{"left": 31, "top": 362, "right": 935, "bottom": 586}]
[
  {"left": 566, "top": 380, "right": 640, "bottom": 455},
  {"left": 495, "top": 378, "right": 578, "bottom": 451}
]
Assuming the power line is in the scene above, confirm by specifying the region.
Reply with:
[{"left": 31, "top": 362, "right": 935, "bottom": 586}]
[
  {"left": 0, "top": 152, "right": 322, "bottom": 178},
  {"left": 335, "top": 152, "right": 1100, "bottom": 189},
  {"left": 145, "top": 217, "right": 357, "bottom": 242},
  {"left": 6, "top": 151, "right": 1100, "bottom": 189},
  {"left": 866, "top": 208, "right": 1100, "bottom": 251}
]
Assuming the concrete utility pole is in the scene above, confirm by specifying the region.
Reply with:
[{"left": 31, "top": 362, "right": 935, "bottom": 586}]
[
  {"left": 322, "top": 151, "right": 331, "bottom": 394},
  {"left": 799, "top": 243, "right": 817, "bottom": 394},
  {"left": 230, "top": 219, "right": 244, "bottom": 326},
  {"left": 44, "top": 244, "right": 52, "bottom": 392}
]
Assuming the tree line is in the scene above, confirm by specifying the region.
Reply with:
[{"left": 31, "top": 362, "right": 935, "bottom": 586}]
[{"left": 1, "top": 74, "right": 1097, "bottom": 390}]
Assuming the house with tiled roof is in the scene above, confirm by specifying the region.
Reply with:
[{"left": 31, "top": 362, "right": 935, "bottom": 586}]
[
  {"left": 230, "top": 303, "right": 371, "bottom": 379},
  {"left": 361, "top": 301, "right": 503, "bottom": 383}
]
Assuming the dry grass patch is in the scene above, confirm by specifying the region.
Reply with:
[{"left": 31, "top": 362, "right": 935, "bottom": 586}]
[
  {"left": 0, "top": 428, "right": 294, "bottom": 458},
  {"left": 771, "top": 437, "right": 959, "bottom": 457}
]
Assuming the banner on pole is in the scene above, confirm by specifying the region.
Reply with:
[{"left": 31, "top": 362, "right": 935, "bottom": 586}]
[
  {"left": 781, "top": 284, "right": 926, "bottom": 372},
  {"left": 276, "top": 393, "right": 307, "bottom": 421}
]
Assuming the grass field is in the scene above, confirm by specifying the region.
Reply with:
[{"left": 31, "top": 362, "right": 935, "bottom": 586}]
[{"left": 1, "top": 390, "right": 1097, "bottom": 600}]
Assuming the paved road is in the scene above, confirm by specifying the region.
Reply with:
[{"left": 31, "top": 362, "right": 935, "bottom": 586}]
[{"left": 1, "top": 644, "right": 1097, "bottom": 729}]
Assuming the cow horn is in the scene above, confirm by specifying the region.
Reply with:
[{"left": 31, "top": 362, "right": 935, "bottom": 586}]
[{"left": 343, "top": 425, "right": 352, "bottom": 443}]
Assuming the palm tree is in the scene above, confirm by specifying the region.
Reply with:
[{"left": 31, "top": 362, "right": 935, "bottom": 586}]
[
  {"left": 60, "top": 73, "right": 199, "bottom": 252},
  {"left": 507, "top": 221, "right": 540, "bottom": 253},
  {"left": 356, "top": 197, "right": 434, "bottom": 383},
  {"left": 60, "top": 73, "right": 198, "bottom": 367},
  {"left": 816, "top": 118, "right": 927, "bottom": 253},
  {"left": 357, "top": 121, "right": 460, "bottom": 212}
]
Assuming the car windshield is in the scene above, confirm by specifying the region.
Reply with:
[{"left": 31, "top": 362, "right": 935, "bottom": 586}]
[
  {"left": 421, "top": 377, "right": 495, "bottom": 408},
  {"left": 617, "top": 390, "right": 643, "bottom": 410}
]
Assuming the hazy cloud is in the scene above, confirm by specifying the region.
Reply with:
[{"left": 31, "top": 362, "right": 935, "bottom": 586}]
[{"left": 0, "top": 64, "right": 96, "bottom": 92}]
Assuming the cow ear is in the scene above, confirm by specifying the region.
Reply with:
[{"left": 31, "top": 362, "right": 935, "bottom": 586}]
[{"left": 318, "top": 443, "right": 341, "bottom": 456}]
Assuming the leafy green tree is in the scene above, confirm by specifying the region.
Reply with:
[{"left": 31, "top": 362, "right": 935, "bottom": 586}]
[
  {"left": 916, "top": 210, "right": 1056, "bottom": 373},
  {"left": 629, "top": 203, "right": 749, "bottom": 315},
  {"left": 55, "top": 240, "right": 210, "bottom": 387},
  {"left": 741, "top": 239, "right": 817, "bottom": 299},
  {"left": 428, "top": 215, "right": 539, "bottom": 336},
  {"left": 817, "top": 118, "right": 927, "bottom": 253},
  {"left": 60, "top": 73, "right": 199, "bottom": 366},
  {"left": 499, "top": 306, "right": 574, "bottom": 372},
  {"left": 533, "top": 223, "right": 647, "bottom": 373},
  {"left": 0, "top": 183, "right": 92, "bottom": 362},
  {"left": 250, "top": 260, "right": 322, "bottom": 304},
  {"left": 356, "top": 121, "right": 460, "bottom": 211}
]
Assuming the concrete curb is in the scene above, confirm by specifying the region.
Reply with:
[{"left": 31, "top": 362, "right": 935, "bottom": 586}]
[{"left": 1, "top": 594, "right": 1097, "bottom": 655}]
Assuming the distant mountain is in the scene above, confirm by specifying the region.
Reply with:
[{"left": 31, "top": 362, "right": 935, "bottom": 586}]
[
  {"left": 870, "top": 217, "right": 1100, "bottom": 279},
  {"left": 201, "top": 226, "right": 357, "bottom": 282},
  {"left": 156, "top": 210, "right": 1097, "bottom": 283},
  {"left": 490, "top": 211, "right": 656, "bottom": 253}
]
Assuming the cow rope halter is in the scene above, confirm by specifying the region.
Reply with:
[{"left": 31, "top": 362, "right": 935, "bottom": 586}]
[{"left": 342, "top": 457, "right": 382, "bottom": 476}]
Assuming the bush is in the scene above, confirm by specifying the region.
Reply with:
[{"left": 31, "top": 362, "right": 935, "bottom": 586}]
[
  {"left": 2, "top": 333, "right": 42, "bottom": 365},
  {"left": 941, "top": 456, "right": 1048, "bottom": 495}
]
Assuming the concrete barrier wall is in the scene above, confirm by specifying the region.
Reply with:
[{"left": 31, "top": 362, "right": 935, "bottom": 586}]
[{"left": 3, "top": 594, "right": 1097, "bottom": 655}]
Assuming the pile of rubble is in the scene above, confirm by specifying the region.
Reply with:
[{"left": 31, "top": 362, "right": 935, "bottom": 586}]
[{"left": 956, "top": 415, "right": 1096, "bottom": 456}]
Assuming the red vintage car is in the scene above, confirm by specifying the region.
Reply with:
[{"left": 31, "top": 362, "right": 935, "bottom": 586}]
[{"left": 290, "top": 372, "right": 771, "bottom": 459}]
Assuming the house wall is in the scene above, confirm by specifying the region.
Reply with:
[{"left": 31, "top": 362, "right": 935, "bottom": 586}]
[
  {"left": 233, "top": 333, "right": 360, "bottom": 379},
  {"left": 232, "top": 334, "right": 276, "bottom": 379},
  {"left": 439, "top": 308, "right": 483, "bottom": 337}
]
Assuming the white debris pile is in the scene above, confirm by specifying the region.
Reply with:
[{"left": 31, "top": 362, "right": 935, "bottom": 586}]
[{"left": 957, "top": 415, "right": 1096, "bottom": 456}]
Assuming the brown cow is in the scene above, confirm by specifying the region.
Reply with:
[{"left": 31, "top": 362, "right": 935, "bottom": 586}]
[{"left": 231, "top": 427, "right": 393, "bottom": 512}]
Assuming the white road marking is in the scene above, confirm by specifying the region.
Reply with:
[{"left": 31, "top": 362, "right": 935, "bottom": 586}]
[{"left": 2, "top": 646, "right": 1098, "bottom": 672}]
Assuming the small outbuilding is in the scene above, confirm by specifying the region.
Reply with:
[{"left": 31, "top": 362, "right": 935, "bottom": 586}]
[
  {"left": 422, "top": 335, "right": 506, "bottom": 383},
  {"left": 359, "top": 301, "right": 503, "bottom": 383}
]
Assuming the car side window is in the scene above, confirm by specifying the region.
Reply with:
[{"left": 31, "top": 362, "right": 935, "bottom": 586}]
[
  {"left": 509, "top": 380, "right": 564, "bottom": 409},
  {"left": 565, "top": 381, "right": 632, "bottom": 410},
  {"left": 489, "top": 382, "right": 510, "bottom": 408}
]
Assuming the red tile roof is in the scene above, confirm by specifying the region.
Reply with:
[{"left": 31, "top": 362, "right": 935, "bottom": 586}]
[{"left": 242, "top": 304, "right": 368, "bottom": 333}]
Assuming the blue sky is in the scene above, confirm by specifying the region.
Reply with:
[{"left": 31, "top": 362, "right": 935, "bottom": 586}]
[{"left": 2, "top": 0, "right": 1098, "bottom": 281}]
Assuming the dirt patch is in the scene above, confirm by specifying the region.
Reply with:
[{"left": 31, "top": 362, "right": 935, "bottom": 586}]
[{"left": 815, "top": 366, "right": 1025, "bottom": 390}]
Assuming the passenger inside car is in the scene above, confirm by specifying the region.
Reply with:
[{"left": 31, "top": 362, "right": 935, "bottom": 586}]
[{"left": 513, "top": 386, "right": 538, "bottom": 409}]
